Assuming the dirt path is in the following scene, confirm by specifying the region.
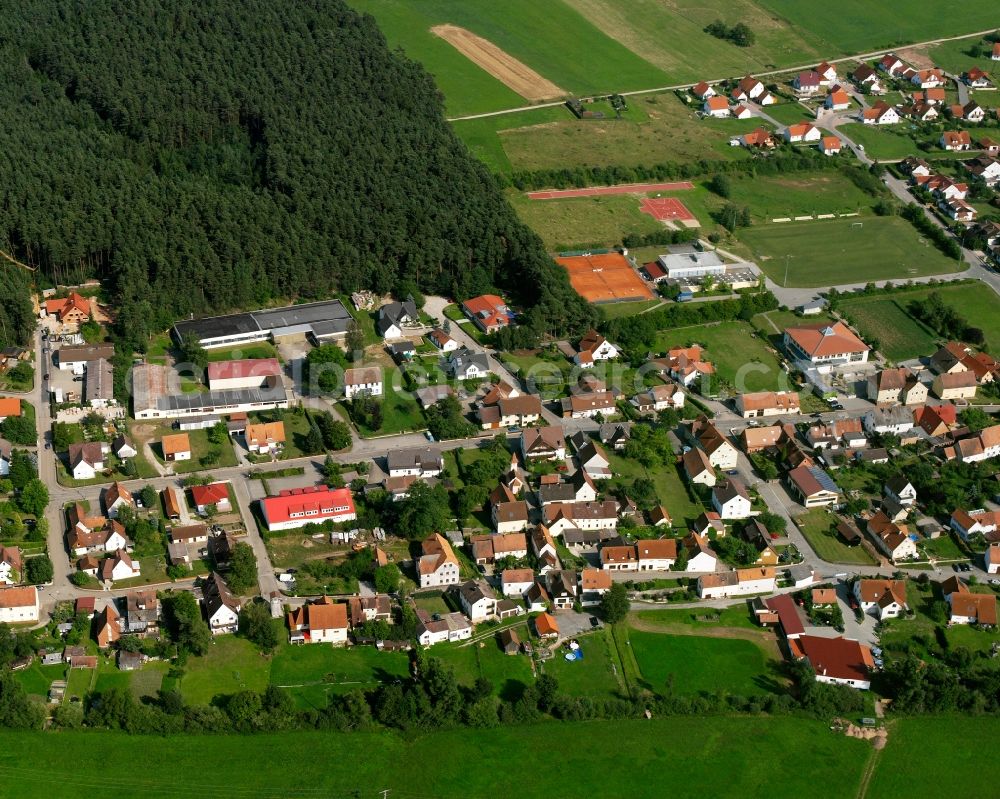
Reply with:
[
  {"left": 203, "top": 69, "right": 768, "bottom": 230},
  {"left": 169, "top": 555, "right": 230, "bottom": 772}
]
[
  {"left": 432, "top": 25, "right": 564, "bottom": 101},
  {"left": 758, "top": 312, "right": 781, "bottom": 334},
  {"left": 627, "top": 613, "right": 784, "bottom": 661}
]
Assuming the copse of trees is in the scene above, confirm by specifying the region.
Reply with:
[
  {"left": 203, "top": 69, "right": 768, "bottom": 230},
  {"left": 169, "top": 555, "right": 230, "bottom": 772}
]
[
  {"left": 0, "top": 0, "right": 594, "bottom": 355},
  {"left": 704, "top": 20, "right": 756, "bottom": 47}
]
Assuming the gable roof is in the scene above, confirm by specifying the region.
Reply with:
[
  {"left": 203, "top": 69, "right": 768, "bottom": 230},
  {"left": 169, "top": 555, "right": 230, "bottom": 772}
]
[{"left": 785, "top": 321, "right": 869, "bottom": 358}]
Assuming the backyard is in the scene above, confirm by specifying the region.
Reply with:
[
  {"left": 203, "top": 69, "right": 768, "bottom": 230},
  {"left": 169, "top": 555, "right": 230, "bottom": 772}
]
[{"left": 795, "top": 508, "right": 878, "bottom": 566}]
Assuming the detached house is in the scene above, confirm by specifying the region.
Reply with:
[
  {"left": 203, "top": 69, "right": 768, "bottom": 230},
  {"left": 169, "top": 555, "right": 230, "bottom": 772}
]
[
  {"left": 943, "top": 578, "right": 997, "bottom": 626},
  {"left": 418, "top": 534, "right": 460, "bottom": 588},
  {"left": 825, "top": 89, "right": 850, "bottom": 111},
  {"left": 684, "top": 533, "right": 718, "bottom": 572},
  {"left": 68, "top": 441, "right": 109, "bottom": 480},
  {"left": 461, "top": 294, "right": 511, "bottom": 334},
  {"left": 202, "top": 572, "right": 241, "bottom": 635},
  {"left": 950, "top": 508, "right": 1000, "bottom": 541},
  {"left": 863, "top": 406, "right": 914, "bottom": 436},
  {"left": 459, "top": 580, "right": 498, "bottom": 623},
  {"left": 287, "top": 598, "right": 349, "bottom": 645},
  {"left": 787, "top": 465, "right": 840, "bottom": 508},
  {"left": 631, "top": 383, "right": 685, "bottom": 413},
  {"left": 689, "top": 415, "right": 739, "bottom": 470},
  {"left": 698, "top": 567, "right": 775, "bottom": 599},
  {"left": 521, "top": 426, "right": 566, "bottom": 462},
  {"left": 376, "top": 299, "right": 418, "bottom": 339},
  {"left": 932, "top": 371, "right": 978, "bottom": 400},
  {"left": 854, "top": 579, "right": 908, "bottom": 620},
  {"left": 683, "top": 446, "right": 716, "bottom": 487},
  {"left": 861, "top": 101, "right": 899, "bottom": 125},
  {"left": 712, "top": 478, "right": 752, "bottom": 520},
  {"left": 792, "top": 70, "right": 822, "bottom": 94},
  {"left": 784, "top": 122, "right": 821, "bottom": 143},
  {"left": 703, "top": 95, "right": 730, "bottom": 117},
  {"left": 580, "top": 568, "right": 612, "bottom": 607},
  {"left": 940, "top": 130, "right": 973, "bottom": 151},
  {"left": 99, "top": 550, "right": 141, "bottom": 584},
  {"left": 736, "top": 390, "right": 800, "bottom": 419},
  {"left": 884, "top": 478, "right": 917, "bottom": 507},
  {"left": 387, "top": 447, "right": 444, "bottom": 478},
  {"left": 343, "top": 366, "right": 383, "bottom": 399},
  {"left": 104, "top": 482, "right": 135, "bottom": 519},
  {"left": 794, "top": 635, "right": 874, "bottom": 690},
  {"left": 866, "top": 511, "right": 918, "bottom": 562}
]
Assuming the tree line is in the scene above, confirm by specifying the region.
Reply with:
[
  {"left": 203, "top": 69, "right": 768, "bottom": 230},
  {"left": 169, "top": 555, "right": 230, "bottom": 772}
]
[{"left": 0, "top": 0, "right": 594, "bottom": 352}]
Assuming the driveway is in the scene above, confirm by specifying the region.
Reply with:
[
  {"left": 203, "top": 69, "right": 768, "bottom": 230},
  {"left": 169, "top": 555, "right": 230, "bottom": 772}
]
[{"left": 835, "top": 581, "right": 879, "bottom": 646}]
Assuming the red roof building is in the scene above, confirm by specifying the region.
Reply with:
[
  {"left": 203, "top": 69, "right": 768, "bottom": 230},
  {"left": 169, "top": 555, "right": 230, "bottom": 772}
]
[
  {"left": 783, "top": 321, "right": 869, "bottom": 365},
  {"left": 190, "top": 482, "right": 231, "bottom": 512},
  {"left": 461, "top": 295, "right": 511, "bottom": 334},
  {"left": 261, "top": 486, "right": 357, "bottom": 531},
  {"left": 206, "top": 358, "right": 282, "bottom": 388}
]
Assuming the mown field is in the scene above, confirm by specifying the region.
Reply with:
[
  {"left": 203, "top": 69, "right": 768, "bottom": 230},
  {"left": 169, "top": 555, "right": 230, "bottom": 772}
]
[
  {"left": 754, "top": 0, "right": 998, "bottom": 54},
  {"left": 839, "top": 282, "right": 1000, "bottom": 360},
  {"left": 0, "top": 717, "right": 876, "bottom": 799},
  {"left": 350, "top": 0, "right": 666, "bottom": 116},
  {"left": 727, "top": 172, "right": 874, "bottom": 222},
  {"left": 740, "top": 216, "right": 965, "bottom": 288}
]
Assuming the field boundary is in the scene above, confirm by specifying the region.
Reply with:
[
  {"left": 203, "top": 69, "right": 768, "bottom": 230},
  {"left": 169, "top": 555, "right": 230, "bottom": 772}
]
[{"left": 527, "top": 180, "right": 694, "bottom": 199}]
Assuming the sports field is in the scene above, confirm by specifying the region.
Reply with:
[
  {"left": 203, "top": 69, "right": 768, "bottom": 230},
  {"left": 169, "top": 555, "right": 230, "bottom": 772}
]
[
  {"left": 556, "top": 252, "right": 655, "bottom": 303},
  {"left": 639, "top": 196, "right": 698, "bottom": 225},
  {"left": 0, "top": 717, "right": 875, "bottom": 799},
  {"left": 528, "top": 181, "right": 694, "bottom": 200},
  {"left": 727, "top": 172, "right": 874, "bottom": 222},
  {"left": 839, "top": 282, "right": 1000, "bottom": 360},
  {"left": 740, "top": 216, "right": 965, "bottom": 288},
  {"left": 350, "top": 0, "right": 666, "bottom": 116}
]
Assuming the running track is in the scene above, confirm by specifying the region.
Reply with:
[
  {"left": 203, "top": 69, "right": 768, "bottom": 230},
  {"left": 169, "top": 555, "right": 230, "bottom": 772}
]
[{"left": 527, "top": 181, "right": 694, "bottom": 200}]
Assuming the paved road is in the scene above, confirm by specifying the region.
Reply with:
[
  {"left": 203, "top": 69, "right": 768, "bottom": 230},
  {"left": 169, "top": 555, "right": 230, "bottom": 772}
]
[{"left": 447, "top": 28, "right": 1000, "bottom": 121}]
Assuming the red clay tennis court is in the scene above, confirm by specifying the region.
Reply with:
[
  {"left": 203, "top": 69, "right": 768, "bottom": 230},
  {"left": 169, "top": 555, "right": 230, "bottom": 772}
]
[
  {"left": 639, "top": 197, "right": 699, "bottom": 226},
  {"left": 527, "top": 181, "right": 694, "bottom": 200},
  {"left": 555, "top": 252, "right": 655, "bottom": 304}
]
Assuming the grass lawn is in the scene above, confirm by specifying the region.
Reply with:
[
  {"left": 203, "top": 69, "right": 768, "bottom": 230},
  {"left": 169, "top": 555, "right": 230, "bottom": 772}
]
[
  {"left": 178, "top": 635, "right": 271, "bottom": 705},
  {"left": 869, "top": 716, "right": 1000, "bottom": 799},
  {"left": 204, "top": 342, "right": 279, "bottom": 362},
  {"left": 837, "top": 122, "right": 929, "bottom": 161},
  {"left": 148, "top": 425, "right": 236, "bottom": 474},
  {"left": 344, "top": 383, "right": 426, "bottom": 437},
  {"left": 15, "top": 662, "right": 67, "bottom": 698},
  {"left": 796, "top": 508, "right": 877, "bottom": 566},
  {"left": 841, "top": 283, "right": 1000, "bottom": 359},
  {"left": 756, "top": 0, "right": 999, "bottom": 55},
  {"left": 927, "top": 36, "right": 994, "bottom": 76},
  {"left": 608, "top": 451, "right": 703, "bottom": 526},
  {"left": 499, "top": 93, "right": 763, "bottom": 174},
  {"left": 350, "top": 0, "right": 666, "bottom": 117},
  {"left": 838, "top": 294, "right": 939, "bottom": 362},
  {"left": 0, "top": 716, "right": 873, "bottom": 799},
  {"left": 741, "top": 216, "right": 965, "bottom": 288},
  {"left": 727, "top": 171, "right": 874, "bottom": 223},
  {"left": 508, "top": 191, "right": 667, "bottom": 251},
  {"left": 543, "top": 627, "right": 624, "bottom": 699},
  {"left": 654, "top": 320, "right": 791, "bottom": 394},
  {"left": 623, "top": 628, "right": 780, "bottom": 696},
  {"left": 763, "top": 101, "right": 817, "bottom": 127},
  {"left": 269, "top": 641, "right": 411, "bottom": 709},
  {"left": 633, "top": 606, "right": 758, "bottom": 631},
  {"left": 600, "top": 299, "right": 662, "bottom": 319},
  {"left": 413, "top": 592, "right": 453, "bottom": 617}
]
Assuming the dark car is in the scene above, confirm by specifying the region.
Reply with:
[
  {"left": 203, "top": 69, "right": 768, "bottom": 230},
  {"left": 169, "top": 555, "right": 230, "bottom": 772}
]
[{"left": 589, "top": 617, "right": 600, "bottom": 628}]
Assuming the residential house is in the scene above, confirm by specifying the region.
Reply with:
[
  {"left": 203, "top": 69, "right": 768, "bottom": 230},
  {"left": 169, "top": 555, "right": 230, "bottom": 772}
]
[
  {"left": 416, "top": 610, "right": 473, "bottom": 646},
  {"left": 825, "top": 89, "right": 850, "bottom": 110},
  {"left": 478, "top": 393, "right": 543, "bottom": 430},
  {"left": 501, "top": 568, "right": 535, "bottom": 597},
  {"left": 343, "top": 366, "right": 383, "bottom": 399},
  {"left": 851, "top": 64, "right": 882, "bottom": 92},
  {"left": 949, "top": 424, "right": 1000, "bottom": 463},
  {"left": 600, "top": 544, "right": 637, "bottom": 571},
  {"left": 459, "top": 580, "right": 498, "bottom": 623},
  {"left": 950, "top": 101, "right": 986, "bottom": 123},
  {"left": 913, "top": 403, "right": 958, "bottom": 436},
  {"left": 576, "top": 440, "right": 611, "bottom": 480},
  {"left": 0, "top": 439, "right": 10, "bottom": 478},
  {"left": 545, "top": 501, "right": 619, "bottom": 535},
  {"left": 784, "top": 122, "right": 822, "bottom": 143},
  {"left": 963, "top": 67, "right": 992, "bottom": 88},
  {"left": 531, "top": 524, "right": 560, "bottom": 573},
  {"left": 683, "top": 446, "right": 716, "bottom": 487},
  {"left": 966, "top": 157, "right": 1000, "bottom": 187},
  {"left": 867, "top": 367, "right": 925, "bottom": 405},
  {"left": 950, "top": 508, "right": 1000, "bottom": 541},
  {"left": 816, "top": 61, "right": 838, "bottom": 83},
  {"left": 932, "top": 371, "right": 978, "bottom": 400},
  {"left": 0, "top": 586, "right": 35, "bottom": 625},
  {"left": 104, "top": 482, "right": 135, "bottom": 519},
  {"left": 866, "top": 511, "right": 918, "bottom": 561},
  {"left": 698, "top": 567, "right": 775, "bottom": 599},
  {"left": 521, "top": 426, "right": 566, "bottom": 462},
  {"left": 877, "top": 54, "right": 906, "bottom": 76},
  {"left": 736, "top": 390, "right": 800, "bottom": 419},
  {"left": 691, "top": 81, "right": 715, "bottom": 100},
  {"left": 683, "top": 534, "right": 718, "bottom": 572},
  {"left": 787, "top": 465, "right": 841, "bottom": 508},
  {"left": 861, "top": 101, "right": 899, "bottom": 125},
  {"left": 579, "top": 568, "right": 612, "bottom": 607},
  {"left": 415, "top": 384, "right": 454, "bottom": 410},
  {"left": 68, "top": 441, "right": 109, "bottom": 480},
  {"left": 461, "top": 294, "right": 511, "bottom": 334},
  {"left": 498, "top": 627, "right": 521, "bottom": 655},
  {"left": 659, "top": 345, "right": 715, "bottom": 387},
  {"left": 732, "top": 104, "right": 753, "bottom": 119},
  {"left": 940, "top": 130, "right": 973, "bottom": 151},
  {"left": 492, "top": 501, "right": 530, "bottom": 534},
  {"left": 0, "top": 547, "right": 21, "bottom": 585},
  {"left": 375, "top": 300, "right": 418, "bottom": 339},
  {"left": 202, "top": 572, "right": 241, "bottom": 635},
  {"left": 637, "top": 538, "right": 678, "bottom": 571},
  {"left": 534, "top": 612, "right": 559, "bottom": 640},
  {"left": 784, "top": 321, "right": 869, "bottom": 367},
  {"left": 287, "top": 598, "right": 349, "bottom": 645},
  {"left": 99, "top": 550, "right": 141, "bottom": 584},
  {"left": 346, "top": 595, "right": 392, "bottom": 628},
  {"left": 731, "top": 75, "right": 765, "bottom": 101},
  {"left": 387, "top": 447, "right": 444, "bottom": 478},
  {"left": 561, "top": 390, "right": 618, "bottom": 420},
  {"left": 418, "top": 533, "right": 460, "bottom": 588},
  {"left": 985, "top": 542, "right": 1000, "bottom": 574},
  {"left": 939, "top": 197, "right": 977, "bottom": 222},
  {"left": 741, "top": 519, "right": 779, "bottom": 566},
  {"left": 93, "top": 603, "right": 121, "bottom": 648},
  {"left": 191, "top": 482, "right": 233, "bottom": 515},
  {"left": 631, "top": 383, "right": 685, "bottom": 413},
  {"left": 546, "top": 570, "right": 578, "bottom": 610},
  {"left": 712, "top": 478, "right": 752, "bottom": 520},
  {"left": 123, "top": 590, "right": 160, "bottom": 637},
  {"left": 689, "top": 415, "right": 739, "bottom": 470},
  {"left": 170, "top": 524, "right": 209, "bottom": 546},
  {"left": 692, "top": 511, "right": 726, "bottom": 538},
  {"left": 599, "top": 423, "right": 630, "bottom": 451},
  {"left": 854, "top": 579, "right": 908, "bottom": 620},
  {"left": 703, "top": 96, "right": 730, "bottom": 117},
  {"left": 806, "top": 418, "right": 867, "bottom": 450},
  {"left": 43, "top": 291, "right": 91, "bottom": 326},
  {"left": 820, "top": 136, "right": 842, "bottom": 156},
  {"left": 943, "top": 578, "right": 997, "bottom": 626},
  {"left": 447, "top": 348, "right": 489, "bottom": 380},
  {"left": 740, "top": 128, "right": 778, "bottom": 149},
  {"left": 884, "top": 478, "right": 917, "bottom": 507},
  {"left": 794, "top": 635, "right": 874, "bottom": 690},
  {"left": 260, "top": 485, "right": 354, "bottom": 530},
  {"left": 863, "top": 406, "right": 914, "bottom": 435},
  {"left": 245, "top": 421, "right": 286, "bottom": 455},
  {"left": 111, "top": 435, "right": 137, "bottom": 460}
]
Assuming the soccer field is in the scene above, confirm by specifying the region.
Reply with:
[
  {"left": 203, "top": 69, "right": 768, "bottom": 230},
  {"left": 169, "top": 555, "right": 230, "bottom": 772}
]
[{"left": 740, "top": 217, "right": 965, "bottom": 288}]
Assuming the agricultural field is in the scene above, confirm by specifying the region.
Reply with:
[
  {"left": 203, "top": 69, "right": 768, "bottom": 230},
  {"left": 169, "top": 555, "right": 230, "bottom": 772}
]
[
  {"left": 497, "top": 93, "right": 764, "bottom": 174},
  {"left": 452, "top": 107, "right": 569, "bottom": 172},
  {"left": 795, "top": 508, "right": 878, "bottom": 566},
  {"left": 0, "top": 716, "right": 876, "bottom": 799},
  {"left": 349, "top": 0, "right": 666, "bottom": 116},
  {"left": 755, "top": 0, "right": 998, "bottom": 55},
  {"left": 868, "top": 717, "right": 1000, "bottom": 799},
  {"left": 740, "top": 216, "right": 965, "bottom": 288},
  {"left": 654, "top": 320, "right": 792, "bottom": 394},
  {"left": 839, "top": 282, "right": 1000, "bottom": 360}
]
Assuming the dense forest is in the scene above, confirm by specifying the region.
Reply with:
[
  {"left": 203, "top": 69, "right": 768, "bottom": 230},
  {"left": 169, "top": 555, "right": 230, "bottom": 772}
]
[{"left": 0, "top": 0, "right": 593, "bottom": 349}]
